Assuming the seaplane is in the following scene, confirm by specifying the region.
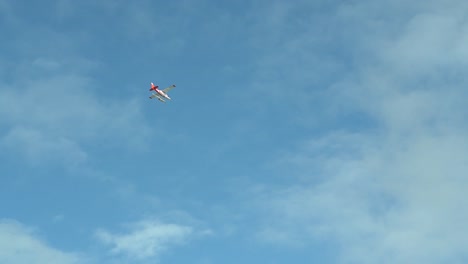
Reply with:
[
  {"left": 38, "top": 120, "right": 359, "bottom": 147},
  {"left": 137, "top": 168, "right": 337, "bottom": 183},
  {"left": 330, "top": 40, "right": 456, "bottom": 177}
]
[{"left": 149, "top": 82, "right": 176, "bottom": 103}]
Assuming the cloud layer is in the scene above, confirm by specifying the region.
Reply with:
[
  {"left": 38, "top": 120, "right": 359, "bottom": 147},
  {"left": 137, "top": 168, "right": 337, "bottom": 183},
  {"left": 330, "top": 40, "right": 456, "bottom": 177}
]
[
  {"left": 0, "top": 219, "right": 86, "bottom": 264},
  {"left": 249, "top": 1, "right": 468, "bottom": 263},
  {"left": 0, "top": 57, "right": 151, "bottom": 167},
  {"left": 96, "top": 219, "right": 193, "bottom": 261}
]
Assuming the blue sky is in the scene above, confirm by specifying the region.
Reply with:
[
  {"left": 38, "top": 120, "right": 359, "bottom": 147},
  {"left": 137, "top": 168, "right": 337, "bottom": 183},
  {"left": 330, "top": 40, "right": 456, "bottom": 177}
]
[{"left": 1, "top": 0, "right": 468, "bottom": 263}]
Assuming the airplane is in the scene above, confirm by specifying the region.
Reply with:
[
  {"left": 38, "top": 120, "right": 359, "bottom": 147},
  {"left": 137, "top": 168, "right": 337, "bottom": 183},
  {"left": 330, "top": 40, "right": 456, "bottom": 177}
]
[{"left": 149, "top": 82, "right": 176, "bottom": 103}]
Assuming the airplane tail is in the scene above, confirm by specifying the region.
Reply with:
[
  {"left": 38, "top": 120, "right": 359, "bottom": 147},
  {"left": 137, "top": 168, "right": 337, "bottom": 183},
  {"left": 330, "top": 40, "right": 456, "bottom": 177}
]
[{"left": 149, "top": 82, "right": 158, "bottom": 91}]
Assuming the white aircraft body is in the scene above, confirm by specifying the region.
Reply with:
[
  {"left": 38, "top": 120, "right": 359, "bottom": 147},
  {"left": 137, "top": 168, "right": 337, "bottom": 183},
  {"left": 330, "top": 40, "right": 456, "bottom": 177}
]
[{"left": 149, "top": 82, "right": 176, "bottom": 103}]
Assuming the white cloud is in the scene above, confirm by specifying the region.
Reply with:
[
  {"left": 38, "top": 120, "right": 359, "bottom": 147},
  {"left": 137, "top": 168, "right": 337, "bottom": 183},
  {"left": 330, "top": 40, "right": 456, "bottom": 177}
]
[
  {"left": 0, "top": 4, "right": 154, "bottom": 168},
  {"left": 0, "top": 219, "right": 87, "bottom": 264},
  {"left": 247, "top": 1, "right": 468, "bottom": 263},
  {"left": 259, "top": 131, "right": 468, "bottom": 264},
  {"left": 96, "top": 219, "right": 194, "bottom": 261},
  {"left": 1, "top": 126, "right": 87, "bottom": 167},
  {"left": 0, "top": 57, "right": 151, "bottom": 166}
]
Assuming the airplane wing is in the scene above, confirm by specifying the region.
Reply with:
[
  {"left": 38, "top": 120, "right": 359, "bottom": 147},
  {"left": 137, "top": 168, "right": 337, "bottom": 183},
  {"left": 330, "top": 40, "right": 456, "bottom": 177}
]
[
  {"left": 149, "top": 93, "right": 166, "bottom": 102},
  {"left": 162, "top": 84, "right": 176, "bottom": 93}
]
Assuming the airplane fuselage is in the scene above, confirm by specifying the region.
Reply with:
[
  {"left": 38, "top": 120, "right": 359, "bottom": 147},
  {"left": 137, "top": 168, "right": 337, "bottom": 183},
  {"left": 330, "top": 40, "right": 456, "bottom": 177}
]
[{"left": 156, "top": 89, "right": 171, "bottom": 100}]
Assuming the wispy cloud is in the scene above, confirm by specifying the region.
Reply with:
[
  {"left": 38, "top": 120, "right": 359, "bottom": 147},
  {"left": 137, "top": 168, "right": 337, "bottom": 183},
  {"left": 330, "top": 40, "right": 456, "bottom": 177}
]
[
  {"left": 0, "top": 66, "right": 151, "bottom": 167},
  {"left": 258, "top": 132, "right": 468, "bottom": 263},
  {"left": 1, "top": 126, "right": 87, "bottom": 167},
  {"left": 0, "top": 25, "right": 152, "bottom": 168},
  {"left": 246, "top": 1, "right": 468, "bottom": 263},
  {"left": 0, "top": 219, "right": 87, "bottom": 264},
  {"left": 95, "top": 219, "right": 195, "bottom": 261}
]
